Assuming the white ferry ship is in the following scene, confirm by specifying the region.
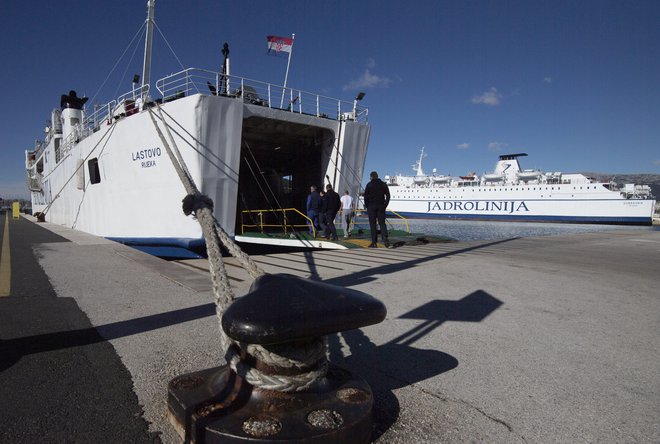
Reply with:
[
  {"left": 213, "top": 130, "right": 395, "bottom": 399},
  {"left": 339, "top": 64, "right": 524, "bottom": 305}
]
[
  {"left": 24, "top": 1, "right": 370, "bottom": 256},
  {"left": 384, "top": 148, "right": 655, "bottom": 225}
]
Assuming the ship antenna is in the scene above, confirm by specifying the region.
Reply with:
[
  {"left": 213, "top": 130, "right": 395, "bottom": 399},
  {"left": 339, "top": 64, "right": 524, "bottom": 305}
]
[{"left": 141, "top": 0, "right": 156, "bottom": 101}]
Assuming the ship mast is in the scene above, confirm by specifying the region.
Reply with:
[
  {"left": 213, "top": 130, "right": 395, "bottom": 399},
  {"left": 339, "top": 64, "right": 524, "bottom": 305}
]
[
  {"left": 141, "top": 0, "right": 155, "bottom": 101},
  {"left": 414, "top": 147, "right": 426, "bottom": 176}
]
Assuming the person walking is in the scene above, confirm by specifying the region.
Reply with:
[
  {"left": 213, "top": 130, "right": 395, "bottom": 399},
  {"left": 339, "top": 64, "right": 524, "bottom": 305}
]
[
  {"left": 340, "top": 190, "right": 354, "bottom": 238},
  {"left": 363, "top": 171, "right": 390, "bottom": 248},
  {"left": 323, "top": 184, "right": 341, "bottom": 241},
  {"left": 306, "top": 185, "right": 321, "bottom": 237}
]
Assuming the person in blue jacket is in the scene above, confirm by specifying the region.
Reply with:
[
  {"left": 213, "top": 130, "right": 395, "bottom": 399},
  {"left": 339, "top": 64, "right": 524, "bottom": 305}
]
[{"left": 306, "top": 185, "right": 321, "bottom": 236}]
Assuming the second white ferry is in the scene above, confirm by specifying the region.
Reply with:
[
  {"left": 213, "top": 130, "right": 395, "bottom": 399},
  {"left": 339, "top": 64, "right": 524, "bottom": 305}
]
[{"left": 384, "top": 149, "right": 655, "bottom": 225}]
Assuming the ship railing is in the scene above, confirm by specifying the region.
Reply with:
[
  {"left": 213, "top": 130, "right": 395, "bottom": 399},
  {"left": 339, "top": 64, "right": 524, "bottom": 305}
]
[
  {"left": 71, "top": 66, "right": 367, "bottom": 148},
  {"left": 57, "top": 126, "right": 84, "bottom": 163},
  {"left": 80, "top": 84, "right": 149, "bottom": 135},
  {"left": 351, "top": 209, "right": 411, "bottom": 234},
  {"left": 155, "top": 68, "right": 368, "bottom": 123},
  {"left": 386, "top": 209, "right": 411, "bottom": 233},
  {"left": 28, "top": 140, "right": 46, "bottom": 163},
  {"left": 621, "top": 184, "right": 653, "bottom": 199},
  {"left": 240, "top": 208, "right": 316, "bottom": 237}
]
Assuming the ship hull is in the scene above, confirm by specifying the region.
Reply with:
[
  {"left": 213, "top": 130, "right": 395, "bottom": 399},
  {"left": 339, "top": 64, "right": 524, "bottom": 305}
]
[
  {"left": 388, "top": 190, "right": 655, "bottom": 225},
  {"left": 384, "top": 151, "right": 655, "bottom": 226},
  {"left": 29, "top": 93, "right": 370, "bottom": 253}
]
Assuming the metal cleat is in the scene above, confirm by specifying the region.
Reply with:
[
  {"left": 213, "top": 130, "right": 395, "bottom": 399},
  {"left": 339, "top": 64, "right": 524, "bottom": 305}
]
[{"left": 167, "top": 273, "right": 387, "bottom": 443}]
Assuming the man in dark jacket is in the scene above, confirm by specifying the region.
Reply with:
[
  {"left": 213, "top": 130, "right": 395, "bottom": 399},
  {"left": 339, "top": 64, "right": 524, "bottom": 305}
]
[
  {"left": 323, "top": 184, "right": 341, "bottom": 241},
  {"left": 306, "top": 185, "right": 321, "bottom": 236},
  {"left": 363, "top": 171, "right": 390, "bottom": 247}
]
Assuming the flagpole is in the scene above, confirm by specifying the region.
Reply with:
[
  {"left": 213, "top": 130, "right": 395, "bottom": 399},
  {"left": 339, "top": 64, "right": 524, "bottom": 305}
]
[{"left": 280, "top": 33, "right": 295, "bottom": 109}]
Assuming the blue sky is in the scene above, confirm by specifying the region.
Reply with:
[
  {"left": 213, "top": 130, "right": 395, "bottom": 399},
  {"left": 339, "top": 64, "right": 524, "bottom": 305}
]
[{"left": 1, "top": 0, "right": 659, "bottom": 199}]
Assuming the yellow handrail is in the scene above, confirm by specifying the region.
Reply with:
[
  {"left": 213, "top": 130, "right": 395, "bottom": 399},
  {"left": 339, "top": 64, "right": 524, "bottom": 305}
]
[
  {"left": 349, "top": 208, "right": 410, "bottom": 233},
  {"left": 241, "top": 207, "right": 316, "bottom": 237},
  {"left": 241, "top": 207, "right": 410, "bottom": 237},
  {"left": 387, "top": 209, "right": 410, "bottom": 233}
]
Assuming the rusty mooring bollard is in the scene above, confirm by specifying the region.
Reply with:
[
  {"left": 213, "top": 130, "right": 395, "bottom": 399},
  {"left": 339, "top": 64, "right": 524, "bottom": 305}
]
[{"left": 167, "top": 273, "right": 386, "bottom": 443}]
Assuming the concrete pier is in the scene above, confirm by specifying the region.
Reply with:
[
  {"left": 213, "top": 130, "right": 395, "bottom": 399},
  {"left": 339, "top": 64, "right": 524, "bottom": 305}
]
[{"left": 1, "top": 213, "right": 658, "bottom": 443}]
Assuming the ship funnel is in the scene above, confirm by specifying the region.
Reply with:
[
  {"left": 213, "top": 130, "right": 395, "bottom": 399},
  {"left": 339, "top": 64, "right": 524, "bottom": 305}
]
[
  {"left": 61, "top": 108, "right": 83, "bottom": 142},
  {"left": 60, "top": 90, "right": 87, "bottom": 142}
]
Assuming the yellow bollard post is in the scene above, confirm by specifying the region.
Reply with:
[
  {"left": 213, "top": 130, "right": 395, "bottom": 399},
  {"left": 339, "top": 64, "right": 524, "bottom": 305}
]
[{"left": 12, "top": 202, "right": 20, "bottom": 220}]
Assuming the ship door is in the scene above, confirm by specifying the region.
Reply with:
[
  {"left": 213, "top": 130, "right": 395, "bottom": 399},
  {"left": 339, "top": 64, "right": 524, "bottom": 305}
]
[{"left": 236, "top": 116, "right": 334, "bottom": 234}]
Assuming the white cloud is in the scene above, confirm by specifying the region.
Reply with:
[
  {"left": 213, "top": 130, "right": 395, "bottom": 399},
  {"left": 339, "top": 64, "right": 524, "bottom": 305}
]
[
  {"left": 472, "top": 87, "right": 502, "bottom": 106},
  {"left": 456, "top": 143, "right": 470, "bottom": 150},
  {"left": 544, "top": 77, "right": 553, "bottom": 84},
  {"left": 488, "top": 142, "right": 508, "bottom": 151},
  {"left": 343, "top": 68, "right": 392, "bottom": 91},
  {"left": 366, "top": 58, "right": 376, "bottom": 69}
]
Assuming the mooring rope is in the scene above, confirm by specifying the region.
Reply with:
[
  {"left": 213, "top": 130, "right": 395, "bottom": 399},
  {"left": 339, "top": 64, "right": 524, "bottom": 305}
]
[
  {"left": 225, "top": 338, "right": 328, "bottom": 392},
  {"left": 148, "top": 104, "right": 327, "bottom": 392}
]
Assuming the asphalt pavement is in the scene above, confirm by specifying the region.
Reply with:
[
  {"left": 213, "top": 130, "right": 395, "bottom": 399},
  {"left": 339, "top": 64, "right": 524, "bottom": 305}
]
[
  {"left": 1, "top": 213, "right": 658, "bottom": 443},
  {"left": 0, "top": 213, "right": 158, "bottom": 443}
]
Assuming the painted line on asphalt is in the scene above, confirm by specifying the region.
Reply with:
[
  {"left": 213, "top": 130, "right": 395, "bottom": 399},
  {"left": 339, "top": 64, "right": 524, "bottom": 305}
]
[{"left": 0, "top": 212, "right": 10, "bottom": 296}]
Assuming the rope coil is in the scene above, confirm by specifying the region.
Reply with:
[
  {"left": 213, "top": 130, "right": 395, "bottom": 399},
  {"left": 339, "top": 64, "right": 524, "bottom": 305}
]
[{"left": 225, "top": 340, "right": 328, "bottom": 392}]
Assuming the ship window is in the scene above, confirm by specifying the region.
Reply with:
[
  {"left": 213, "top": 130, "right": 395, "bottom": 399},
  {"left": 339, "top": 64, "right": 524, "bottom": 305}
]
[{"left": 88, "top": 158, "right": 101, "bottom": 184}]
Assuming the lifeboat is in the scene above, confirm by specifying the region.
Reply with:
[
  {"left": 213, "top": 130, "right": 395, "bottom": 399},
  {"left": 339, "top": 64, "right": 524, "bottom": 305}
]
[
  {"left": 413, "top": 175, "right": 429, "bottom": 185},
  {"left": 516, "top": 169, "right": 541, "bottom": 180},
  {"left": 431, "top": 175, "right": 451, "bottom": 184},
  {"left": 482, "top": 173, "right": 503, "bottom": 181}
]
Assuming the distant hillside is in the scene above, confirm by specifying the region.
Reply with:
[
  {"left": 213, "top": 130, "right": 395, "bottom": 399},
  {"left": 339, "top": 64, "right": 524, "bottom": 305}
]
[{"left": 581, "top": 173, "right": 660, "bottom": 198}]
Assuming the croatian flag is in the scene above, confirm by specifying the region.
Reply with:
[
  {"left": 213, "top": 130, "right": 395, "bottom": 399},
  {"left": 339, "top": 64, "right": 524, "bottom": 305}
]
[{"left": 267, "top": 35, "right": 293, "bottom": 54}]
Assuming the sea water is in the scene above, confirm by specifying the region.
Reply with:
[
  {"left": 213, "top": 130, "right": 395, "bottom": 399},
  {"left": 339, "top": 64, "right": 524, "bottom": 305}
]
[{"left": 404, "top": 219, "right": 657, "bottom": 242}]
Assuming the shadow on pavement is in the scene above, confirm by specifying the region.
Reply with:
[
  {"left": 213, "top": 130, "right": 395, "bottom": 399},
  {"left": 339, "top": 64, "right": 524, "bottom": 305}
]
[
  {"left": 0, "top": 302, "right": 216, "bottom": 372},
  {"left": 327, "top": 289, "right": 502, "bottom": 440}
]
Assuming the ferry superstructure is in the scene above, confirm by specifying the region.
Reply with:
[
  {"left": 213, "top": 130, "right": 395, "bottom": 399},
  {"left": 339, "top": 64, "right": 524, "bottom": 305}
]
[
  {"left": 24, "top": 1, "right": 370, "bottom": 255},
  {"left": 384, "top": 149, "right": 655, "bottom": 225}
]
